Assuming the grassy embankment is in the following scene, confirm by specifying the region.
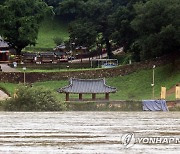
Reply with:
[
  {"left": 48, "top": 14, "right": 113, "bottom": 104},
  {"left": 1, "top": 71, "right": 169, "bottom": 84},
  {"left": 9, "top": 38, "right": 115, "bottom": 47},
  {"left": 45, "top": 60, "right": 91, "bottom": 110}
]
[
  {"left": 25, "top": 17, "right": 69, "bottom": 52},
  {"left": 0, "top": 64, "right": 179, "bottom": 101}
]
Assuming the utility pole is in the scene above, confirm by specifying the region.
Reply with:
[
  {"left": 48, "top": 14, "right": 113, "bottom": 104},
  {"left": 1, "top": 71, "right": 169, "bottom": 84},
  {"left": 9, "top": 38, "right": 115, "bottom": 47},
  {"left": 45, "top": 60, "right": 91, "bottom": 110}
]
[
  {"left": 23, "top": 67, "right": 26, "bottom": 85},
  {"left": 151, "top": 65, "right": 156, "bottom": 99}
]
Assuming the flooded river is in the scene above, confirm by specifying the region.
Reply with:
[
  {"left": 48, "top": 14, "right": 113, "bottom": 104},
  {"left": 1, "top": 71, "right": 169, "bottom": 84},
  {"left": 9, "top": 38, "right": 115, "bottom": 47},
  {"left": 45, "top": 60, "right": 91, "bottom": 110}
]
[{"left": 0, "top": 112, "right": 180, "bottom": 153}]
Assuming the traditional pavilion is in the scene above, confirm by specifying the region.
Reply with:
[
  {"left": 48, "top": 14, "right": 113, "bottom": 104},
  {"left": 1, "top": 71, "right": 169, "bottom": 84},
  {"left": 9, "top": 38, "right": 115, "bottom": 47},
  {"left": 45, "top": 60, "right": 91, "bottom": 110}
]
[
  {"left": 58, "top": 78, "right": 117, "bottom": 101},
  {"left": 0, "top": 37, "right": 9, "bottom": 61}
]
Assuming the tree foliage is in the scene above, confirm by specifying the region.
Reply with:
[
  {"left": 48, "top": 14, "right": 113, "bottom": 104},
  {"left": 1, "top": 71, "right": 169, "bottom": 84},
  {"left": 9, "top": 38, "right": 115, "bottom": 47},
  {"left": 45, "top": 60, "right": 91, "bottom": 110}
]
[
  {"left": 69, "top": 19, "right": 98, "bottom": 48},
  {"left": 131, "top": 0, "right": 180, "bottom": 60},
  {"left": 3, "top": 85, "right": 66, "bottom": 111},
  {"left": 57, "top": 0, "right": 179, "bottom": 61},
  {"left": 53, "top": 36, "right": 64, "bottom": 46},
  {"left": 0, "top": 0, "right": 52, "bottom": 54},
  {"left": 43, "top": 0, "right": 63, "bottom": 13},
  {"left": 58, "top": 0, "right": 116, "bottom": 58},
  {"left": 1, "top": 0, "right": 179, "bottom": 60}
]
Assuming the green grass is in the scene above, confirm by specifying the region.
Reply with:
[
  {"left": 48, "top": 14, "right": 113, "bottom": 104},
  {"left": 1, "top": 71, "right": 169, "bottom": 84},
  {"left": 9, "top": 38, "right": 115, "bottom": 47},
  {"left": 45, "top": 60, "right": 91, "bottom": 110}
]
[
  {"left": 0, "top": 82, "right": 17, "bottom": 96},
  {"left": 0, "top": 64, "right": 179, "bottom": 101},
  {"left": 107, "top": 64, "right": 180, "bottom": 100},
  {"left": 25, "top": 17, "right": 69, "bottom": 51},
  {"left": 17, "top": 67, "right": 102, "bottom": 72},
  {"left": 33, "top": 64, "right": 180, "bottom": 101},
  {"left": 34, "top": 80, "right": 68, "bottom": 102}
]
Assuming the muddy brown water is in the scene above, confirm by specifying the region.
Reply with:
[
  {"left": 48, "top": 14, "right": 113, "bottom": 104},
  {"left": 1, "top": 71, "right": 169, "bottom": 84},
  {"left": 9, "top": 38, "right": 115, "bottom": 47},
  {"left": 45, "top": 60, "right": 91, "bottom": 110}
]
[{"left": 0, "top": 112, "right": 180, "bottom": 154}]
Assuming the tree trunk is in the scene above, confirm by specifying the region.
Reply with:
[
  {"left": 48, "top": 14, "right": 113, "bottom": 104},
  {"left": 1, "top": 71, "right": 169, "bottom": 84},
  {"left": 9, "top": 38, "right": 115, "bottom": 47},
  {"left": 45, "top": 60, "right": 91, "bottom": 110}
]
[
  {"left": 16, "top": 47, "right": 22, "bottom": 55},
  {"left": 171, "top": 51, "right": 179, "bottom": 71},
  {"left": 105, "top": 38, "right": 112, "bottom": 59}
]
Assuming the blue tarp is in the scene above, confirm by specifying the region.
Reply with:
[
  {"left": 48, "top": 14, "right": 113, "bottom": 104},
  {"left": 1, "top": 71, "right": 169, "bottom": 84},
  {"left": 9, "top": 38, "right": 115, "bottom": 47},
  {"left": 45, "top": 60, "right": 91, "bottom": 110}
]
[{"left": 142, "top": 100, "right": 169, "bottom": 111}]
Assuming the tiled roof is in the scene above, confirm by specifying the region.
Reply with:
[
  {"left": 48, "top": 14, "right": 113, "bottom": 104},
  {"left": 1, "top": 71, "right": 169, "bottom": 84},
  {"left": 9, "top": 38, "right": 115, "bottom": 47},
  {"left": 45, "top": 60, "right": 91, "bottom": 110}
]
[
  {"left": 58, "top": 78, "right": 117, "bottom": 94},
  {"left": 54, "top": 44, "right": 66, "bottom": 50},
  {"left": 0, "top": 39, "right": 9, "bottom": 48},
  {"left": 75, "top": 46, "right": 87, "bottom": 50},
  {"left": 23, "top": 53, "right": 37, "bottom": 57}
]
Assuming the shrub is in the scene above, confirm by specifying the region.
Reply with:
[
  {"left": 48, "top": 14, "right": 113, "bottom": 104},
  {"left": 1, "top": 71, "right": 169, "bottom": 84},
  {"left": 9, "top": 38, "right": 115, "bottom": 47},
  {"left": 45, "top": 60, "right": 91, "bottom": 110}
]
[
  {"left": 3, "top": 85, "right": 66, "bottom": 111},
  {"left": 53, "top": 36, "right": 64, "bottom": 46}
]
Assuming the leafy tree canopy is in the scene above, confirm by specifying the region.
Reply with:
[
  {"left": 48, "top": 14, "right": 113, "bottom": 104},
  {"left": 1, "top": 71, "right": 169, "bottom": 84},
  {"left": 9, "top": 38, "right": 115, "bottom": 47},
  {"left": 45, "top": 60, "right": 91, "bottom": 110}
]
[
  {"left": 43, "top": 0, "right": 64, "bottom": 13},
  {"left": 131, "top": 0, "right": 180, "bottom": 60},
  {"left": 58, "top": 0, "right": 145, "bottom": 58},
  {"left": 58, "top": 0, "right": 116, "bottom": 58},
  {"left": 57, "top": 0, "right": 179, "bottom": 61},
  {"left": 0, "top": 0, "right": 52, "bottom": 54},
  {"left": 110, "top": 0, "right": 146, "bottom": 51},
  {"left": 69, "top": 19, "right": 98, "bottom": 48}
]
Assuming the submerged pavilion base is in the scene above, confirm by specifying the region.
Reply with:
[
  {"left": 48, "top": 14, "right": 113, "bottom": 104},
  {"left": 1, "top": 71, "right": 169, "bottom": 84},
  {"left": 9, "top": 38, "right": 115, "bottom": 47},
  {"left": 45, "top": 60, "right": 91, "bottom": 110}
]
[{"left": 65, "top": 98, "right": 111, "bottom": 103}]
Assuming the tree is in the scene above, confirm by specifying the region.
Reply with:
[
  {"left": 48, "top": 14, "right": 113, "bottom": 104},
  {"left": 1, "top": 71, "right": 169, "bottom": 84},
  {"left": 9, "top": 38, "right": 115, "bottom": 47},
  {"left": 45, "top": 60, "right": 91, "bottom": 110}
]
[
  {"left": 53, "top": 36, "right": 64, "bottom": 46},
  {"left": 110, "top": 0, "right": 145, "bottom": 52},
  {"left": 131, "top": 0, "right": 180, "bottom": 60},
  {"left": 110, "top": 6, "right": 136, "bottom": 52},
  {"left": 43, "top": 0, "right": 64, "bottom": 14},
  {"left": 58, "top": 0, "right": 146, "bottom": 58},
  {"left": 58, "top": 0, "right": 116, "bottom": 58},
  {"left": 4, "top": 85, "right": 66, "bottom": 111},
  {"left": 0, "top": 0, "right": 52, "bottom": 55},
  {"left": 57, "top": 0, "right": 86, "bottom": 20},
  {"left": 69, "top": 19, "right": 98, "bottom": 48}
]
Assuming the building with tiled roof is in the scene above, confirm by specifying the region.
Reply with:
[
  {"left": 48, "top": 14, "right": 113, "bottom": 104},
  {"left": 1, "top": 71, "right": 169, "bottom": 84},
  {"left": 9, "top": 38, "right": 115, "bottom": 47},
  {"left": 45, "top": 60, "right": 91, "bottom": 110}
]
[
  {"left": 0, "top": 37, "right": 10, "bottom": 61},
  {"left": 58, "top": 78, "right": 117, "bottom": 101}
]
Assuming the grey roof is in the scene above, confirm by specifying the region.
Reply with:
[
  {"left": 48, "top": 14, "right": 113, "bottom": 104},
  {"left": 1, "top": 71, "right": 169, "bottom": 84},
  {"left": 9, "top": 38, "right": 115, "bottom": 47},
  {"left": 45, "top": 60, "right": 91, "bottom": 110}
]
[
  {"left": 0, "top": 39, "right": 9, "bottom": 48},
  {"left": 75, "top": 46, "right": 87, "bottom": 50},
  {"left": 58, "top": 78, "right": 117, "bottom": 94},
  {"left": 54, "top": 44, "right": 66, "bottom": 50},
  {"left": 40, "top": 52, "right": 55, "bottom": 56},
  {"left": 23, "top": 53, "right": 37, "bottom": 57},
  {"left": 55, "top": 51, "right": 66, "bottom": 56}
]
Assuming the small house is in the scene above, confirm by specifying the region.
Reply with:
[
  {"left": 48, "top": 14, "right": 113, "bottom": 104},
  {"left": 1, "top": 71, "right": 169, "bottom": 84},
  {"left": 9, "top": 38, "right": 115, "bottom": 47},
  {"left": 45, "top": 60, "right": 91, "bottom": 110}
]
[
  {"left": 22, "top": 53, "right": 37, "bottom": 63},
  {"left": 39, "top": 52, "right": 57, "bottom": 63}
]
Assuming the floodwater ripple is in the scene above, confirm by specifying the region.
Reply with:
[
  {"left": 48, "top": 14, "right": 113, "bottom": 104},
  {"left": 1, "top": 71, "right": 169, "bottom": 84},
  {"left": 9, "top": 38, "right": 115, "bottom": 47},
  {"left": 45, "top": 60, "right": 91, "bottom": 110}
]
[{"left": 0, "top": 112, "right": 180, "bottom": 154}]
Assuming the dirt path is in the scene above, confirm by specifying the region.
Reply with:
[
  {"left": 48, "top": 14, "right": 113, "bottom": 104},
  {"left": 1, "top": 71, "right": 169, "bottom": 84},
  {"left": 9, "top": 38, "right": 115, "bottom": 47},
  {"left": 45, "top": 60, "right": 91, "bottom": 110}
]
[
  {"left": 0, "top": 90, "right": 10, "bottom": 101},
  {"left": 0, "top": 64, "right": 20, "bottom": 72}
]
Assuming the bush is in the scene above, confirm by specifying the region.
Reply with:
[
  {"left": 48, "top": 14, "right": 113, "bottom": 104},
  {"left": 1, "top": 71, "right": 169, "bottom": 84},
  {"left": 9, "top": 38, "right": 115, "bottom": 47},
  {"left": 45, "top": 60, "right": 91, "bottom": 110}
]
[
  {"left": 3, "top": 85, "right": 66, "bottom": 111},
  {"left": 53, "top": 36, "right": 64, "bottom": 46}
]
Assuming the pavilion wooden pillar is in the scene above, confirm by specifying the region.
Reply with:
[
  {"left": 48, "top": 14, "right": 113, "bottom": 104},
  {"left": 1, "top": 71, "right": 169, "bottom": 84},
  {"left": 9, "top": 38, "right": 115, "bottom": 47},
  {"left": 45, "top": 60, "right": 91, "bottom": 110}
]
[
  {"left": 92, "top": 93, "right": 96, "bottom": 100},
  {"left": 79, "top": 93, "right": 83, "bottom": 100},
  {"left": 66, "top": 93, "right": 69, "bottom": 101},
  {"left": 105, "top": 93, "right": 109, "bottom": 100}
]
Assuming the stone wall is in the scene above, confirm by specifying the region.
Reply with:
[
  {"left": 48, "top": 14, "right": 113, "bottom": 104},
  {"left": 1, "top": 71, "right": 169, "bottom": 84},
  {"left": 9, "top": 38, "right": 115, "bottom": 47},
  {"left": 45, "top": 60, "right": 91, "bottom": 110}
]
[
  {"left": 0, "top": 56, "right": 172, "bottom": 83},
  {"left": 15, "top": 62, "right": 92, "bottom": 69},
  {"left": 67, "top": 100, "right": 180, "bottom": 111}
]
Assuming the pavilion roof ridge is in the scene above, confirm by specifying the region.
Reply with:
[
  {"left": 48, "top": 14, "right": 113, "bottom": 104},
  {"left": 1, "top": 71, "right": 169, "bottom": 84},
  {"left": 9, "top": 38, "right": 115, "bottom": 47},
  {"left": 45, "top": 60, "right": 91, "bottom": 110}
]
[
  {"left": 70, "top": 78, "right": 105, "bottom": 82},
  {"left": 58, "top": 78, "right": 117, "bottom": 94}
]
